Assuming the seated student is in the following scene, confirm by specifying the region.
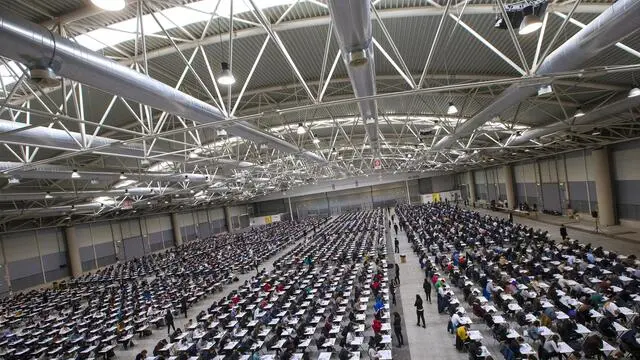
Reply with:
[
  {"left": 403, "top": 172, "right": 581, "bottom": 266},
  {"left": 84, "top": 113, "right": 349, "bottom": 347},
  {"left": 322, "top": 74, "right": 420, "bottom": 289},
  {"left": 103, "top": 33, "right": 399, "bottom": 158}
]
[
  {"left": 372, "top": 315, "right": 382, "bottom": 334},
  {"left": 527, "top": 321, "right": 542, "bottom": 342},
  {"left": 368, "top": 343, "right": 382, "bottom": 360},
  {"left": 338, "top": 347, "right": 351, "bottom": 360},
  {"left": 456, "top": 324, "right": 470, "bottom": 351},
  {"left": 620, "top": 325, "right": 640, "bottom": 359},
  {"left": 582, "top": 334, "right": 604, "bottom": 359},
  {"left": 135, "top": 349, "right": 148, "bottom": 360},
  {"left": 153, "top": 339, "right": 168, "bottom": 357},
  {"left": 597, "top": 316, "right": 617, "bottom": 340},
  {"left": 449, "top": 310, "right": 463, "bottom": 334},
  {"left": 541, "top": 334, "right": 561, "bottom": 360}
]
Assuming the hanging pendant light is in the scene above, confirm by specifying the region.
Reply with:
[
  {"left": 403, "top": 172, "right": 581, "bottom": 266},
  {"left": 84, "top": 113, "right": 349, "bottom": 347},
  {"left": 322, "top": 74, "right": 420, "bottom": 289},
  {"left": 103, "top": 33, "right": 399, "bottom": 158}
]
[
  {"left": 447, "top": 102, "right": 458, "bottom": 115},
  {"left": 91, "top": 0, "right": 126, "bottom": 11},
  {"left": 519, "top": 14, "right": 543, "bottom": 35},
  {"left": 71, "top": 169, "right": 81, "bottom": 179},
  {"left": 629, "top": 87, "right": 640, "bottom": 98},
  {"left": 574, "top": 107, "right": 585, "bottom": 118},
  {"left": 296, "top": 123, "right": 306, "bottom": 135},
  {"left": 217, "top": 62, "right": 235, "bottom": 85}
]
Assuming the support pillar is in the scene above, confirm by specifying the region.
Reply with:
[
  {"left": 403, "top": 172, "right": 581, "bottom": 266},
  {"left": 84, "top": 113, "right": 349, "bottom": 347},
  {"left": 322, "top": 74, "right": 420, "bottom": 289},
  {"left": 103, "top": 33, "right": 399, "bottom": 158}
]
[
  {"left": 467, "top": 171, "right": 477, "bottom": 204},
  {"left": 592, "top": 147, "right": 616, "bottom": 226},
  {"left": 287, "top": 197, "right": 294, "bottom": 221},
  {"left": 503, "top": 165, "right": 516, "bottom": 210},
  {"left": 170, "top": 213, "right": 183, "bottom": 247},
  {"left": 224, "top": 206, "right": 234, "bottom": 233},
  {"left": 64, "top": 226, "right": 82, "bottom": 278}
]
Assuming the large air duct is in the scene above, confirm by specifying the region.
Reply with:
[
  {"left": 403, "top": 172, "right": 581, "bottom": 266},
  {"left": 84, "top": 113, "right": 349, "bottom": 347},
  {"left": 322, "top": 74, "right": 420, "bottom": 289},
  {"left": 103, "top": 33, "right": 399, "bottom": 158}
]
[
  {"left": 0, "top": 13, "right": 325, "bottom": 164},
  {"left": 0, "top": 161, "right": 227, "bottom": 183},
  {"left": 432, "top": 0, "right": 640, "bottom": 150},
  {"left": 0, "top": 119, "right": 252, "bottom": 169},
  {"left": 0, "top": 187, "right": 176, "bottom": 202},
  {"left": 327, "top": 0, "right": 379, "bottom": 156},
  {"left": 507, "top": 95, "right": 640, "bottom": 146}
]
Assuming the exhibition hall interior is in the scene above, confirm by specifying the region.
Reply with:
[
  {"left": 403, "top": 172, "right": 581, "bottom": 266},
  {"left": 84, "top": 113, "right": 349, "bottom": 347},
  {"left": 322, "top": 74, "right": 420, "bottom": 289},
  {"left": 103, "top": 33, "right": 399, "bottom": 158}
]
[{"left": 1, "top": 0, "right": 640, "bottom": 359}]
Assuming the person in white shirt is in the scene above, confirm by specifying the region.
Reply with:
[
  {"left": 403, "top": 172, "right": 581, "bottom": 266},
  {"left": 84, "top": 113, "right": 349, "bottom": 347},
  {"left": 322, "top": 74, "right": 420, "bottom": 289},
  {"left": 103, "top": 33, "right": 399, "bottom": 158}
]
[
  {"left": 450, "top": 311, "right": 462, "bottom": 333},
  {"left": 542, "top": 334, "right": 560, "bottom": 358}
]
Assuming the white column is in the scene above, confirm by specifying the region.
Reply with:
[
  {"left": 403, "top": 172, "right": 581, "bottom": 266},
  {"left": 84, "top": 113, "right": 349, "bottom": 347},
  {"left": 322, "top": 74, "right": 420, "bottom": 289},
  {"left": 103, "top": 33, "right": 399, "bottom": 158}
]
[
  {"left": 503, "top": 165, "right": 516, "bottom": 210},
  {"left": 467, "top": 171, "right": 477, "bottom": 204},
  {"left": 224, "top": 206, "right": 234, "bottom": 233},
  {"left": 64, "top": 226, "right": 82, "bottom": 278},
  {"left": 591, "top": 147, "right": 616, "bottom": 226},
  {"left": 287, "top": 197, "right": 294, "bottom": 221},
  {"left": 170, "top": 213, "right": 183, "bottom": 246}
]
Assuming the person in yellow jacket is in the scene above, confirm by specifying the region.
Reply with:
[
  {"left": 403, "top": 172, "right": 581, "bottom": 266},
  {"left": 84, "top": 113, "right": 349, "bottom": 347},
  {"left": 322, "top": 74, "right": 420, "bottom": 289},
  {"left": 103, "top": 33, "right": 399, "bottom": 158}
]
[{"left": 456, "top": 324, "right": 470, "bottom": 350}]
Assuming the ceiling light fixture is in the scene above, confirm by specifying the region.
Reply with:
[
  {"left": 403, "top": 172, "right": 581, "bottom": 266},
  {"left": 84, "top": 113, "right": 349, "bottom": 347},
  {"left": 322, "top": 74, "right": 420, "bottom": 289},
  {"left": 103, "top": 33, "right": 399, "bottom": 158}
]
[
  {"left": 446, "top": 102, "right": 458, "bottom": 115},
  {"left": 71, "top": 169, "right": 80, "bottom": 179},
  {"left": 119, "top": 172, "right": 127, "bottom": 180},
  {"left": 296, "top": 123, "right": 306, "bottom": 135},
  {"left": 574, "top": 107, "right": 585, "bottom": 118},
  {"left": 519, "top": 14, "right": 543, "bottom": 35},
  {"left": 189, "top": 152, "right": 199, "bottom": 159},
  {"left": 7, "top": 177, "right": 19, "bottom": 184},
  {"left": 217, "top": 129, "right": 227, "bottom": 136},
  {"left": 312, "top": 138, "right": 320, "bottom": 144},
  {"left": 45, "top": 191, "right": 53, "bottom": 200},
  {"left": 629, "top": 87, "right": 640, "bottom": 98},
  {"left": 217, "top": 62, "right": 235, "bottom": 85},
  {"left": 537, "top": 84, "right": 553, "bottom": 96},
  {"left": 91, "top": 0, "right": 126, "bottom": 11},
  {"left": 592, "top": 128, "right": 601, "bottom": 136}
]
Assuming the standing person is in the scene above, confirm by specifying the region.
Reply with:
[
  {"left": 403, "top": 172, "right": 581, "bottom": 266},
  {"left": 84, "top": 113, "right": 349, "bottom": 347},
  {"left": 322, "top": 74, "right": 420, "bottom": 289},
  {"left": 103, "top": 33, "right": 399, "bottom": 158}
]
[
  {"left": 390, "top": 283, "right": 396, "bottom": 305},
  {"left": 423, "top": 278, "right": 432, "bottom": 304},
  {"left": 165, "top": 309, "right": 176, "bottom": 335},
  {"left": 414, "top": 294, "right": 426, "bottom": 328},
  {"left": 560, "top": 224, "right": 568, "bottom": 240},
  {"left": 254, "top": 257, "right": 259, "bottom": 275},
  {"left": 509, "top": 212, "right": 513, "bottom": 223},
  {"left": 393, "top": 312, "right": 404, "bottom": 347},
  {"left": 394, "top": 238, "right": 400, "bottom": 253},
  {"left": 393, "top": 223, "right": 399, "bottom": 235},
  {"left": 181, "top": 296, "right": 188, "bottom": 318},
  {"left": 394, "top": 263, "right": 400, "bottom": 285}
]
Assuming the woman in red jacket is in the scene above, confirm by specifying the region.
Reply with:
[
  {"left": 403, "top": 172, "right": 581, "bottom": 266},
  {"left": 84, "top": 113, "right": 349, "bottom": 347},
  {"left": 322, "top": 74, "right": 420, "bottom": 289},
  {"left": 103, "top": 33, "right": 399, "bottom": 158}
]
[{"left": 372, "top": 315, "right": 382, "bottom": 334}]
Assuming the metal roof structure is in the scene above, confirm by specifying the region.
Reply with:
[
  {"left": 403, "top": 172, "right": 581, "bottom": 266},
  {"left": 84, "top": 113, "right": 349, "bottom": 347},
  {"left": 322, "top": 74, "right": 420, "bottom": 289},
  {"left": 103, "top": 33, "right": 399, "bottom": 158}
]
[{"left": 0, "top": 0, "right": 638, "bottom": 230}]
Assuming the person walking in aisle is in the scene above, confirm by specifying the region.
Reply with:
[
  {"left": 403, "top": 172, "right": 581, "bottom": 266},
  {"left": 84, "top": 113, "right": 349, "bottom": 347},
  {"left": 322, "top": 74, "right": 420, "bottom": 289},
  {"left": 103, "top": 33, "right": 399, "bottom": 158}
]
[
  {"left": 390, "top": 283, "right": 396, "bottom": 305},
  {"left": 393, "top": 312, "right": 404, "bottom": 347},
  {"left": 165, "top": 309, "right": 176, "bottom": 335},
  {"left": 414, "top": 294, "right": 426, "bottom": 327},
  {"left": 394, "top": 263, "right": 400, "bottom": 285},
  {"left": 423, "top": 278, "right": 432, "bottom": 304},
  {"left": 560, "top": 224, "right": 568, "bottom": 241},
  {"left": 393, "top": 223, "right": 398, "bottom": 235},
  {"left": 394, "top": 238, "right": 399, "bottom": 253}
]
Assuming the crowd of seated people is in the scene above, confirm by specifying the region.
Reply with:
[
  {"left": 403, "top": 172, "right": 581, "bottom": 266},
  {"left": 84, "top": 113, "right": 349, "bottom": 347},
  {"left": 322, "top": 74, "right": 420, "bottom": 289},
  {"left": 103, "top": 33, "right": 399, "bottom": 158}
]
[
  {"left": 137, "top": 209, "right": 395, "bottom": 360},
  {"left": 397, "top": 202, "right": 640, "bottom": 360},
  {"left": 0, "top": 217, "right": 326, "bottom": 360}
]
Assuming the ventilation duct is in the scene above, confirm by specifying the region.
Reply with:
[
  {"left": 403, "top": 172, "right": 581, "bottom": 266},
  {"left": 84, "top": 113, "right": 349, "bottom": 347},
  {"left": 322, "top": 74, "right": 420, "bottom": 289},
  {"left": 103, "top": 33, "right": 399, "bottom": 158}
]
[
  {"left": 0, "top": 187, "right": 177, "bottom": 202},
  {"left": 0, "top": 161, "right": 226, "bottom": 183},
  {"left": 508, "top": 95, "right": 640, "bottom": 146},
  {"left": 0, "top": 120, "right": 252, "bottom": 169},
  {"left": 432, "top": 0, "right": 640, "bottom": 150},
  {"left": 0, "top": 13, "right": 325, "bottom": 164},
  {"left": 327, "top": 0, "right": 379, "bottom": 156}
]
